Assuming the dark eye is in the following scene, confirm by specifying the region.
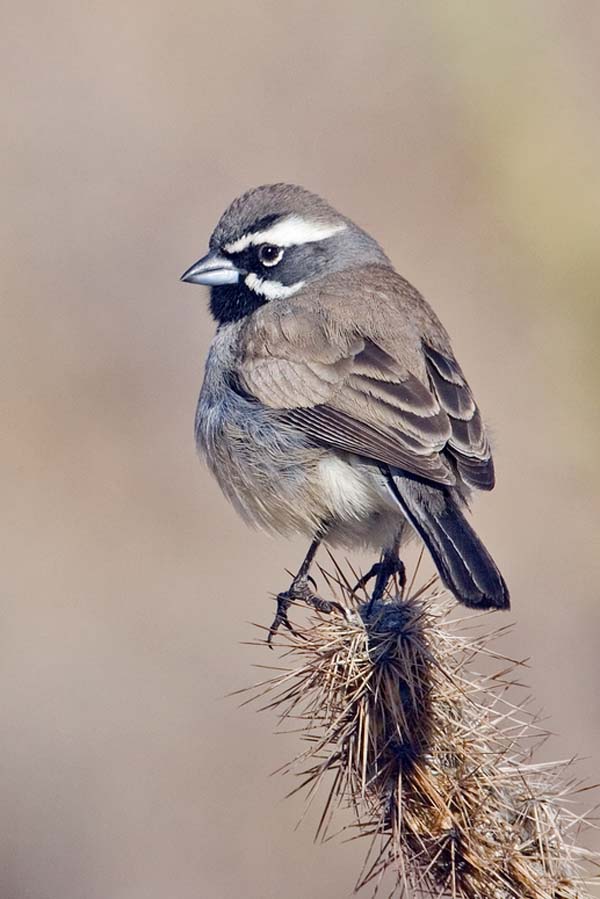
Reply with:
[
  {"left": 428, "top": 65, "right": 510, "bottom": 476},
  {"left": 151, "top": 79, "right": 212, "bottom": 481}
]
[{"left": 258, "top": 244, "right": 284, "bottom": 267}]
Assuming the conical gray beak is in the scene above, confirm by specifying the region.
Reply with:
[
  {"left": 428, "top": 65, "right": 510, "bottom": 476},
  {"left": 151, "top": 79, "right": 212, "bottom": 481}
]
[{"left": 180, "top": 251, "right": 240, "bottom": 286}]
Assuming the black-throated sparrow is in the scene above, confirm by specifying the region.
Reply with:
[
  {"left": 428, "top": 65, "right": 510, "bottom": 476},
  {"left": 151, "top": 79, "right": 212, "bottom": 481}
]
[{"left": 181, "top": 184, "right": 509, "bottom": 638}]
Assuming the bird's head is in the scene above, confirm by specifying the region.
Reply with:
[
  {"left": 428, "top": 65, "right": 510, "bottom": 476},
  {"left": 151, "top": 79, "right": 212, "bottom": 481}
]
[{"left": 180, "top": 184, "right": 390, "bottom": 325}]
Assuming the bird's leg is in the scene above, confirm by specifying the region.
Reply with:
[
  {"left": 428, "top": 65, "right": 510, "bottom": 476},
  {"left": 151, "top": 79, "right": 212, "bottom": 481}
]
[
  {"left": 368, "top": 550, "right": 406, "bottom": 606},
  {"left": 356, "top": 535, "right": 406, "bottom": 615},
  {"left": 353, "top": 554, "right": 407, "bottom": 600},
  {"left": 267, "top": 538, "right": 344, "bottom": 645},
  {"left": 352, "top": 560, "right": 387, "bottom": 596},
  {"left": 353, "top": 552, "right": 406, "bottom": 609}
]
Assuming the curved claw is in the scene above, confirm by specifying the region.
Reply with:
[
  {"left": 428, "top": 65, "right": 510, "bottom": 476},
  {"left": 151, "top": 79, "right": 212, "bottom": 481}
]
[
  {"left": 266, "top": 580, "right": 346, "bottom": 646},
  {"left": 365, "top": 556, "right": 407, "bottom": 613},
  {"left": 267, "top": 592, "right": 295, "bottom": 648},
  {"left": 351, "top": 562, "right": 382, "bottom": 596}
]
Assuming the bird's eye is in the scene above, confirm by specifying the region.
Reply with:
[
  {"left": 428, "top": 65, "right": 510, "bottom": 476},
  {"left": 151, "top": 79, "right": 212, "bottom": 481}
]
[{"left": 258, "top": 244, "right": 284, "bottom": 267}]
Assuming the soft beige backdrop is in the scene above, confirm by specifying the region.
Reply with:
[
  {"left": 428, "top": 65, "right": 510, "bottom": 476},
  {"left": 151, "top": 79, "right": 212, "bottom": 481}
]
[{"left": 3, "top": 2, "right": 599, "bottom": 897}]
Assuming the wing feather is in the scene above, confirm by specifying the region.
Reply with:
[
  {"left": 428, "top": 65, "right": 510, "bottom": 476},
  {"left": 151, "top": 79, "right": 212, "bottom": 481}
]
[
  {"left": 423, "top": 345, "right": 495, "bottom": 490},
  {"left": 235, "top": 287, "right": 494, "bottom": 491}
]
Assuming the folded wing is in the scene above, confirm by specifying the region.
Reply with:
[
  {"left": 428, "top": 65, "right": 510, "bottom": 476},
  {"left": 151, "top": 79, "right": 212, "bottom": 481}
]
[{"left": 237, "top": 300, "right": 493, "bottom": 490}]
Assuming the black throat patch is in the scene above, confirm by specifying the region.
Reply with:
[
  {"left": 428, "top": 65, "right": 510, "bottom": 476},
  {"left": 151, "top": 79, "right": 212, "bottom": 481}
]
[{"left": 210, "top": 283, "right": 268, "bottom": 326}]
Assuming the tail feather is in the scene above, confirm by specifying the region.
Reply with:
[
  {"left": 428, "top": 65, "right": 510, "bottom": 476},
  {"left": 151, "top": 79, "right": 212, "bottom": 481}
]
[{"left": 387, "top": 471, "right": 510, "bottom": 610}]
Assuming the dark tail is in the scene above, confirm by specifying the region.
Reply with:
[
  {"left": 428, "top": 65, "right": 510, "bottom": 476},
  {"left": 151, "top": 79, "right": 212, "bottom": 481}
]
[{"left": 387, "top": 472, "right": 510, "bottom": 610}]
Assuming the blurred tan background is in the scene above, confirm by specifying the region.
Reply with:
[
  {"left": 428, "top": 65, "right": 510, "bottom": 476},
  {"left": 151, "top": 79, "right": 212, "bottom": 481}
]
[{"left": 2, "top": 2, "right": 600, "bottom": 897}]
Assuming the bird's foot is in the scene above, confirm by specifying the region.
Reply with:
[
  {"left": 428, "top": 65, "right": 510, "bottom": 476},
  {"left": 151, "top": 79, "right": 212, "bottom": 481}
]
[
  {"left": 267, "top": 575, "right": 346, "bottom": 646},
  {"left": 352, "top": 556, "right": 407, "bottom": 611}
]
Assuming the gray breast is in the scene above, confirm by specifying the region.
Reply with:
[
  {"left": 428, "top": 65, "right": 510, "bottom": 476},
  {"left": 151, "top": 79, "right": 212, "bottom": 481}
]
[{"left": 195, "top": 324, "right": 325, "bottom": 535}]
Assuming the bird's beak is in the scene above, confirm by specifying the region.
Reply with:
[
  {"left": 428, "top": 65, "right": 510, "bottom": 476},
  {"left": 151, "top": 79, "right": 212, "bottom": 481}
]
[{"left": 180, "top": 250, "right": 240, "bottom": 286}]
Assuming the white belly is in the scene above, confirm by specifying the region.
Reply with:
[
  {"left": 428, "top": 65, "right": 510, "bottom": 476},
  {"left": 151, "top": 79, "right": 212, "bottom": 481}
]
[
  {"left": 318, "top": 456, "right": 382, "bottom": 520},
  {"left": 316, "top": 455, "right": 409, "bottom": 551}
]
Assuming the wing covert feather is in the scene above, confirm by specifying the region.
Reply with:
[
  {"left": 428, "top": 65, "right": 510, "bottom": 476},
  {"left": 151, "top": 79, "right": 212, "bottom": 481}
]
[{"left": 235, "top": 284, "right": 494, "bottom": 490}]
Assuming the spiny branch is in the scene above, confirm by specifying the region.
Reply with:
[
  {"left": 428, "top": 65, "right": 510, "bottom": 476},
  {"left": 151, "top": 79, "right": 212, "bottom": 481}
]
[{"left": 242, "top": 567, "right": 598, "bottom": 898}]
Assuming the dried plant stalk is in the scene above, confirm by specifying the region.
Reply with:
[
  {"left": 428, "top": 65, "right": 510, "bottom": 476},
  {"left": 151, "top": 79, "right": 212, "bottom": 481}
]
[{"left": 243, "top": 563, "right": 598, "bottom": 898}]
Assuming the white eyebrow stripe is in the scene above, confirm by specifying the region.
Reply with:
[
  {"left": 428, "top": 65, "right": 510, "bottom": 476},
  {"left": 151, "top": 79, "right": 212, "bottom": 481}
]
[
  {"left": 224, "top": 216, "right": 347, "bottom": 254},
  {"left": 244, "top": 273, "right": 305, "bottom": 300}
]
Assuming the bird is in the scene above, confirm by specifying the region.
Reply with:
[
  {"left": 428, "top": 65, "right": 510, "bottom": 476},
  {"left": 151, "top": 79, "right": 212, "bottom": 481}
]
[{"left": 181, "top": 184, "right": 509, "bottom": 639}]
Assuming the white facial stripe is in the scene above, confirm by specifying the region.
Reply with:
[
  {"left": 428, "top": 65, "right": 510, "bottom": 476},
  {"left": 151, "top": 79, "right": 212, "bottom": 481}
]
[
  {"left": 224, "top": 216, "right": 347, "bottom": 254},
  {"left": 244, "top": 273, "right": 305, "bottom": 300}
]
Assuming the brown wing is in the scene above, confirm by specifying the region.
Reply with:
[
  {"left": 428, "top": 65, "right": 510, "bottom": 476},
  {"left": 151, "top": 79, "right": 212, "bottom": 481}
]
[
  {"left": 237, "top": 293, "right": 493, "bottom": 490},
  {"left": 281, "top": 341, "right": 455, "bottom": 484},
  {"left": 423, "top": 345, "right": 495, "bottom": 490}
]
